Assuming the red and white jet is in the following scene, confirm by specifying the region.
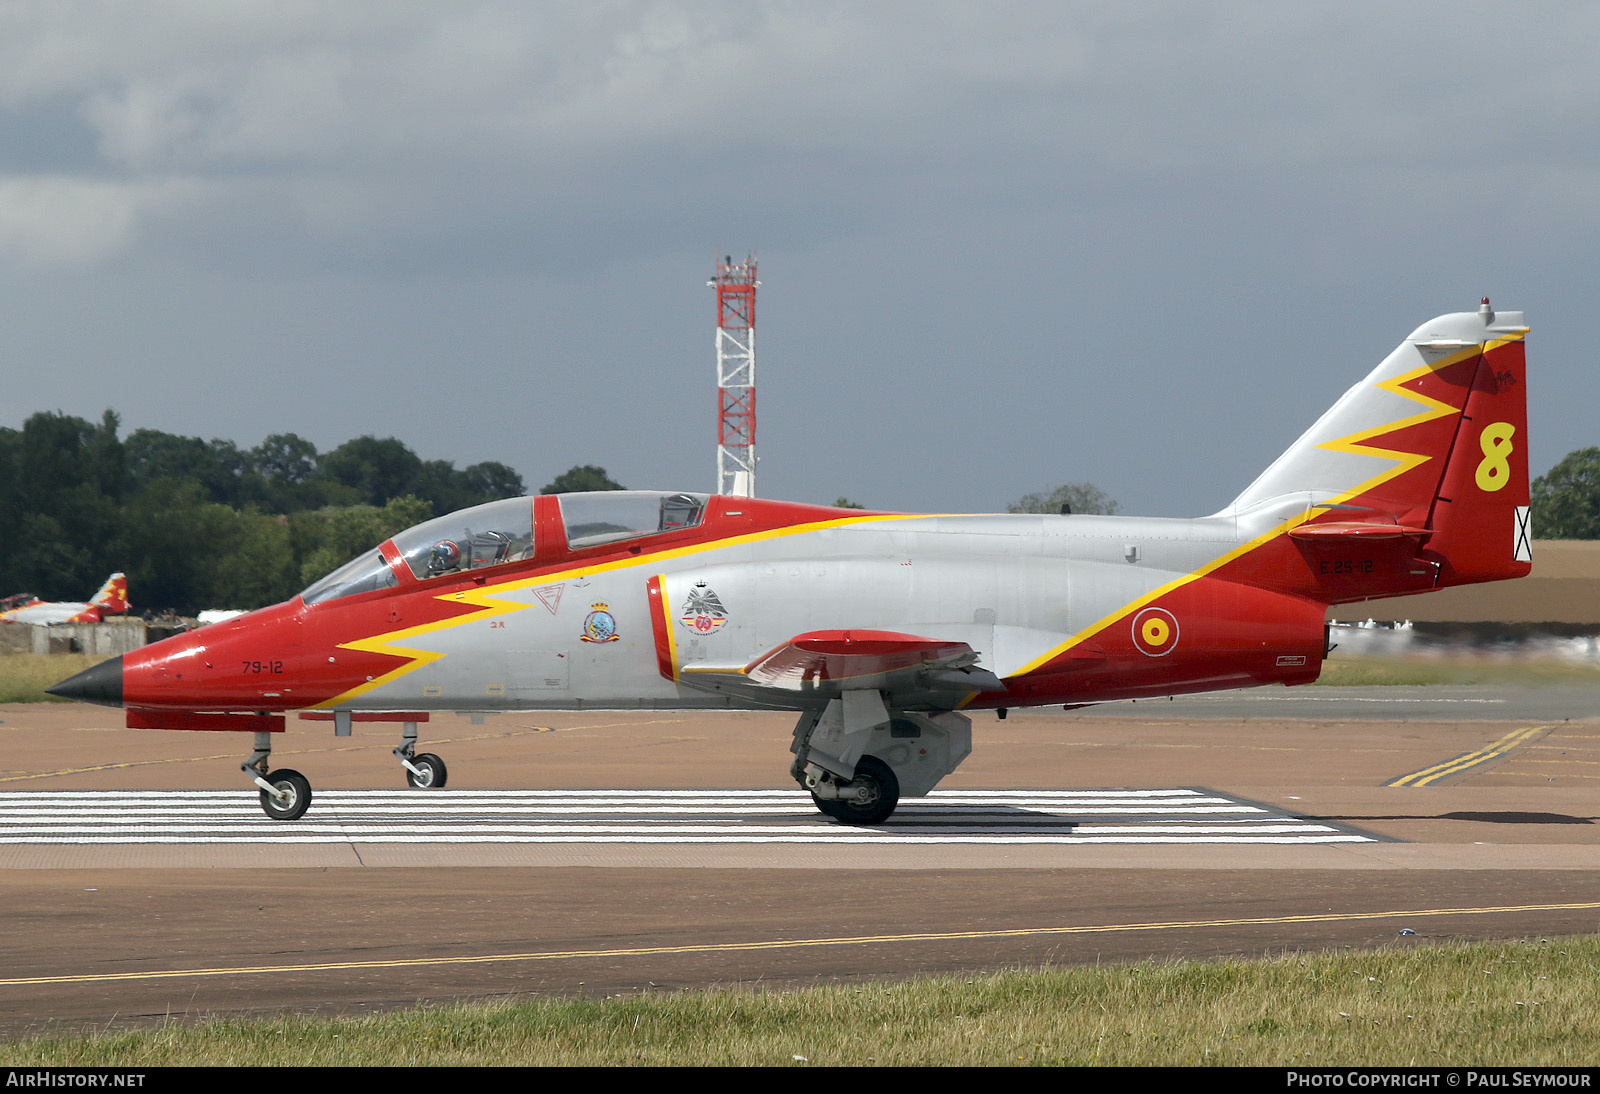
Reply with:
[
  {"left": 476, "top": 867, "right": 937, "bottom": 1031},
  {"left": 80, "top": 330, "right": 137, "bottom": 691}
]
[
  {"left": 51, "top": 303, "right": 1532, "bottom": 823},
  {"left": 2, "top": 574, "right": 128, "bottom": 625}
]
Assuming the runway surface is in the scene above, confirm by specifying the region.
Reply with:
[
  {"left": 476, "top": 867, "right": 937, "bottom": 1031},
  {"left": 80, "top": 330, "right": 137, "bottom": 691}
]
[{"left": 1, "top": 685, "right": 1597, "bottom": 1035}]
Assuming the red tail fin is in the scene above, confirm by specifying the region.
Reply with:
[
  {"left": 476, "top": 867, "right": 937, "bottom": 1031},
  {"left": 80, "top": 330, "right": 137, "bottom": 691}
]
[
  {"left": 1231, "top": 305, "right": 1530, "bottom": 605},
  {"left": 89, "top": 573, "right": 129, "bottom": 614},
  {"left": 1421, "top": 334, "right": 1532, "bottom": 586}
]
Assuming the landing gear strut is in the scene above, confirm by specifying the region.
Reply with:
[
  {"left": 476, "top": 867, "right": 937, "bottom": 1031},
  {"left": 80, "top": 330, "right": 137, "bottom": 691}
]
[{"left": 244, "top": 730, "right": 313, "bottom": 821}]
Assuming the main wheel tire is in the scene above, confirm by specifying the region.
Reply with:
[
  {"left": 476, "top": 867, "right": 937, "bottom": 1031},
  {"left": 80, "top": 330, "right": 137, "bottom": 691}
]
[
  {"left": 259, "top": 768, "right": 312, "bottom": 821},
  {"left": 407, "top": 752, "right": 447, "bottom": 789},
  {"left": 810, "top": 793, "right": 846, "bottom": 819},
  {"left": 829, "top": 755, "right": 900, "bottom": 825}
]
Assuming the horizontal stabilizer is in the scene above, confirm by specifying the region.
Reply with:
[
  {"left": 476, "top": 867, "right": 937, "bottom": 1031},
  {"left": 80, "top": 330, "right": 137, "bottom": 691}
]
[{"left": 1288, "top": 521, "right": 1431, "bottom": 541}]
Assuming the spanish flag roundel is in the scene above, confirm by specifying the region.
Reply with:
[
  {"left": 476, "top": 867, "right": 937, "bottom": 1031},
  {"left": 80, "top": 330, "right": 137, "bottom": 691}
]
[{"left": 1131, "top": 606, "right": 1179, "bottom": 657}]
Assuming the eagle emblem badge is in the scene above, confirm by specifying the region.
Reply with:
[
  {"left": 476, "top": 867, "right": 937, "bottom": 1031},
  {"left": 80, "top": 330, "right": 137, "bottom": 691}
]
[{"left": 678, "top": 583, "right": 729, "bottom": 634}]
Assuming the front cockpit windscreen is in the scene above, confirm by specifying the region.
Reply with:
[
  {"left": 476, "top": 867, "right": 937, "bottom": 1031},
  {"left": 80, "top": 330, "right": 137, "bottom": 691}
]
[
  {"left": 301, "top": 551, "right": 398, "bottom": 606},
  {"left": 390, "top": 497, "right": 535, "bottom": 581},
  {"left": 559, "top": 491, "right": 707, "bottom": 550},
  {"left": 300, "top": 497, "right": 535, "bottom": 605}
]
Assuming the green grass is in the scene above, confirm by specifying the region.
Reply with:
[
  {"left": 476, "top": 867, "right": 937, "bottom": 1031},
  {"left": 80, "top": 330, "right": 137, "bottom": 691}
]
[
  {"left": 0, "top": 653, "right": 112, "bottom": 703},
  {"left": 5, "top": 937, "right": 1599, "bottom": 1066}
]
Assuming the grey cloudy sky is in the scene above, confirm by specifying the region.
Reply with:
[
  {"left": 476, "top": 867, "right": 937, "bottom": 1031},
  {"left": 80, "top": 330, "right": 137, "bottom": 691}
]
[{"left": 2, "top": 2, "right": 1596, "bottom": 517}]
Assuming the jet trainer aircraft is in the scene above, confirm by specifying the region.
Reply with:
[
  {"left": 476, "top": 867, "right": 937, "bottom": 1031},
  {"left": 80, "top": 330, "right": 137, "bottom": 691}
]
[
  {"left": 50, "top": 303, "right": 1532, "bottom": 823},
  {"left": 2, "top": 574, "right": 128, "bottom": 625}
]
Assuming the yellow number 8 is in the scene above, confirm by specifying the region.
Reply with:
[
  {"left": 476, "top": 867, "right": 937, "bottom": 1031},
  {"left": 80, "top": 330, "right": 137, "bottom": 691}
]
[{"left": 1475, "top": 422, "right": 1515, "bottom": 493}]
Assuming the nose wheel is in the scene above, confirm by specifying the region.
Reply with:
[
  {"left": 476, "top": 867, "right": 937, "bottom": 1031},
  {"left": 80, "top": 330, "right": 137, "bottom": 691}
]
[
  {"left": 404, "top": 752, "right": 448, "bottom": 789},
  {"left": 395, "top": 721, "right": 447, "bottom": 789},
  {"left": 258, "top": 769, "right": 312, "bottom": 821},
  {"left": 244, "top": 731, "right": 314, "bottom": 821}
]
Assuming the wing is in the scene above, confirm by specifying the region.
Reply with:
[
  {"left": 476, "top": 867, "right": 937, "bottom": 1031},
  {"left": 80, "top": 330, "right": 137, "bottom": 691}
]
[{"left": 667, "top": 628, "right": 1006, "bottom": 707}]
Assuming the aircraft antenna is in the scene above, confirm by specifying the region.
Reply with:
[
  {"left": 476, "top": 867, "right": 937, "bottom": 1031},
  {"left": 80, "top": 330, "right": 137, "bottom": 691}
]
[{"left": 709, "top": 252, "right": 759, "bottom": 497}]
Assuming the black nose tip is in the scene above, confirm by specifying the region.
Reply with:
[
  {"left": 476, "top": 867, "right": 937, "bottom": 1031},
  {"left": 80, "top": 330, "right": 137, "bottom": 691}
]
[{"left": 46, "top": 655, "right": 124, "bottom": 707}]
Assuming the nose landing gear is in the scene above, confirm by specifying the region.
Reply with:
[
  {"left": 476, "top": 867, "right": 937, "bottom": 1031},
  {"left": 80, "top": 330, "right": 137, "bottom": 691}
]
[
  {"left": 258, "top": 768, "right": 312, "bottom": 821},
  {"left": 402, "top": 751, "right": 448, "bottom": 789},
  {"left": 242, "top": 715, "right": 449, "bottom": 820},
  {"left": 394, "top": 720, "right": 447, "bottom": 789},
  {"left": 243, "top": 731, "right": 313, "bottom": 821}
]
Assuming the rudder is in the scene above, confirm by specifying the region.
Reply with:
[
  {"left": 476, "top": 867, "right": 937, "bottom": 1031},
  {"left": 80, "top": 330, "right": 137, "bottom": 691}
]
[{"left": 1419, "top": 326, "right": 1531, "bottom": 587}]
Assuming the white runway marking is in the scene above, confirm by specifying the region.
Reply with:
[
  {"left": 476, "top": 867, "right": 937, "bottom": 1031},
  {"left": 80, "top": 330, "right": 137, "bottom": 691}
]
[{"left": 0, "top": 789, "right": 1378, "bottom": 845}]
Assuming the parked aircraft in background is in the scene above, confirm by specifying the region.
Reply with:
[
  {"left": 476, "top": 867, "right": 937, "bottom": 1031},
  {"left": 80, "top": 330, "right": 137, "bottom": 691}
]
[
  {"left": 0, "top": 593, "right": 40, "bottom": 615},
  {"left": 2, "top": 574, "right": 128, "bottom": 625},
  {"left": 50, "top": 303, "right": 1531, "bottom": 823}
]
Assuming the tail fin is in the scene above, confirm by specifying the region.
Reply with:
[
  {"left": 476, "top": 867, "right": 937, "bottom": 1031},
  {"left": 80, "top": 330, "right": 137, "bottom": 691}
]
[
  {"left": 1226, "top": 302, "right": 1530, "bottom": 597},
  {"left": 89, "top": 573, "right": 129, "bottom": 614},
  {"left": 1419, "top": 321, "right": 1531, "bottom": 587}
]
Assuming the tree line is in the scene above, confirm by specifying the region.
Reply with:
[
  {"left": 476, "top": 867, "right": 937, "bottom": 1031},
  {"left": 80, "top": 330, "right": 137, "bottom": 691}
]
[
  {"left": 5, "top": 405, "right": 1597, "bottom": 616},
  {"left": 0, "top": 410, "right": 536, "bottom": 615}
]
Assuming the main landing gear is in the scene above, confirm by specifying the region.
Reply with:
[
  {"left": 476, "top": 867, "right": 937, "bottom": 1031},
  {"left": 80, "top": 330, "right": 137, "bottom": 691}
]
[
  {"left": 243, "top": 718, "right": 449, "bottom": 820},
  {"left": 790, "top": 692, "right": 973, "bottom": 826},
  {"left": 808, "top": 755, "right": 900, "bottom": 825}
]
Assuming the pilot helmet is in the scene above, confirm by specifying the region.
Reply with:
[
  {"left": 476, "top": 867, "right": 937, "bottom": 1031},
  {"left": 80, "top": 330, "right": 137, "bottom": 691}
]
[{"left": 429, "top": 540, "right": 461, "bottom": 574}]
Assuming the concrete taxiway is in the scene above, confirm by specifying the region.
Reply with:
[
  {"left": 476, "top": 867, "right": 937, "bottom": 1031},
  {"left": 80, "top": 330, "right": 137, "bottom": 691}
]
[{"left": 0, "top": 687, "right": 1596, "bottom": 1035}]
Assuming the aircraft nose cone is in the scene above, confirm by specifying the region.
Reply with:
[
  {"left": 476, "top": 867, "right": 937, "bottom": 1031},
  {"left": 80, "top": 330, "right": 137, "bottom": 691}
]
[{"left": 46, "top": 655, "right": 123, "bottom": 707}]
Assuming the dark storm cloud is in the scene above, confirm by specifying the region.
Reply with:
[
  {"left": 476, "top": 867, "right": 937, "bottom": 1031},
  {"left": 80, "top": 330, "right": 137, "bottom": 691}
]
[
  {"left": 1, "top": 3, "right": 1597, "bottom": 515},
  {"left": 0, "top": 99, "right": 102, "bottom": 173}
]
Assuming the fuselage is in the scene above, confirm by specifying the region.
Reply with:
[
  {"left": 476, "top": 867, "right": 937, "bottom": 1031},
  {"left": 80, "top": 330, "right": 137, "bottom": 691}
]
[
  {"left": 1, "top": 600, "right": 104, "bottom": 625},
  {"left": 111, "top": 490, "right": 1344, "bottom": 717}
]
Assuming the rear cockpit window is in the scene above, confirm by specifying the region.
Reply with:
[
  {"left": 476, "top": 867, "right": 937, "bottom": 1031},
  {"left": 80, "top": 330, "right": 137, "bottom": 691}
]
[
  {"left": 560, "top": 491, "right": 707, "bottom": 550},
  {"left": 390, "top": 497, "right": 535, "bottom": 581}
]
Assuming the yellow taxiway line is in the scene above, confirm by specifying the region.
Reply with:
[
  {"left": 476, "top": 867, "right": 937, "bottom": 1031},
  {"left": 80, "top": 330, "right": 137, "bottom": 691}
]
[
  {"left": 5, "top": 900, "right": 1598, "bottom": 988},
  {"left": 1387, "top": 725, "right": 1554, "bottom": 786}
]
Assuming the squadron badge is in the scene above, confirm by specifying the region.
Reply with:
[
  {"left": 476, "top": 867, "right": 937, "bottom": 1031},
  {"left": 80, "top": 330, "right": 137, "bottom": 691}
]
[
  {"left": 580, "top": 601, "right": 621, "bottom": 643},
  {"left": 678, "top": 582, "right": 729, "bottom": 634}
]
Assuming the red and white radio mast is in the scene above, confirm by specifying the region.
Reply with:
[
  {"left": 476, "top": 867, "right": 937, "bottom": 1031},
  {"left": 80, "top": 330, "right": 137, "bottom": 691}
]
[{"left": 709, "top": 252, "right": 758, "bottom": 497}]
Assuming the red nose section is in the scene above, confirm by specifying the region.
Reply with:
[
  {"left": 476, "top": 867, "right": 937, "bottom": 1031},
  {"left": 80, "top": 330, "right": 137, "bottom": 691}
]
[
  {"left": 122, "top": 596, "right": 429, "bottom": 712},
  {"left": 121, "top": 601, "right": 306, "bottom": 711}
]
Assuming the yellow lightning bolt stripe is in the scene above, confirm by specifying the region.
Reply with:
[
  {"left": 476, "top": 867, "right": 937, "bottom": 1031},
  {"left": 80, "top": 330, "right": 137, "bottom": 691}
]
[
  {"left": 999, "top": 333, "right": 1526, "bottom": 684},
  {"left": 1307, "top": 345, "right": 1476, "bottom": 491},
  {"left": 313, "top": 512, "right": 927, "bottom": 708},
  {"left": 997, "top": 515, "right": 1303, "bottom": 683}
]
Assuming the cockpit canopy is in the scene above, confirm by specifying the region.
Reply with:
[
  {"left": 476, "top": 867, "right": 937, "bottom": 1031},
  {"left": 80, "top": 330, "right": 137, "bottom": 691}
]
[
  {"left": 558, "top": 491, "right": 705, "bottom": 549},
  {"left": 391, "top": 496, "right": 535, "bottom": 581},
  {"left": 300, "top": 491, "right": 709, "bottom": 605}
]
